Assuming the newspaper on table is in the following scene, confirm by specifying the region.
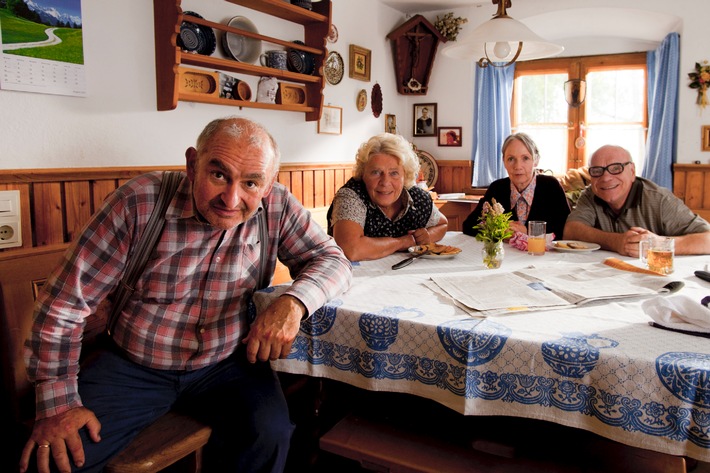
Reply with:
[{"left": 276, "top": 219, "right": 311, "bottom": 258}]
[{"left": 429, "top": 262, "right": 679, "bottom": 317}]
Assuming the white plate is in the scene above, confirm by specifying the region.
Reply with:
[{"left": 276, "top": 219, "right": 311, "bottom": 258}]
[
  {"left": 408, "top": 245, "right": 461, "bottom": 259},
  {"left": 553, "top": 240, "right": 601, "bottom": 252},
  {"left": 222, "top": 16, "right": 261, "bottom": 63}
]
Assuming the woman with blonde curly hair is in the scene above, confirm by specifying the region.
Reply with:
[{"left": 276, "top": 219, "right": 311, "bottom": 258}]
[{"left": 327, "top": 133, "right": 448, "bottom": 261}]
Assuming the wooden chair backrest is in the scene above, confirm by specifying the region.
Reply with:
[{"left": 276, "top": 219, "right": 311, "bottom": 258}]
[
  {"left": 0, "top": 244, "right": 69, "bottom": 428},
  {"left": 0, "top": 244, "right": 211, "bottom": 473}
]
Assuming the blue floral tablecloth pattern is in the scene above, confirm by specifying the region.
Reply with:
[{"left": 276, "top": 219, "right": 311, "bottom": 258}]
[{"left": 254, "top": 232, "right": 710, "bottom": 461}]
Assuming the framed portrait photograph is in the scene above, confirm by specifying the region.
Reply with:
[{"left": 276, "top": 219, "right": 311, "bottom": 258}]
[
  {"left": 438, "top": 126, "right": 462, "bottom": 147},
  {"left": 318, "top": 105, "right": 343, "bottom": 135},
  {"left": 349, "top": 44, "right": 371, "bottom": 82},
  {"left": 413, "top": 103, "right": 437, "bottom": 137},
  {"left": 703, "top": 125, "right": 710, "bottom": 151},
  {"left": 385, "top": 114, "right": 397, "bottom": 134}
]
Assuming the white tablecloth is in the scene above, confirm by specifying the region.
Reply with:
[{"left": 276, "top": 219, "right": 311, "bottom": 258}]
[{"left": 253, "top": 233, "right": 710, "bottom": 461}]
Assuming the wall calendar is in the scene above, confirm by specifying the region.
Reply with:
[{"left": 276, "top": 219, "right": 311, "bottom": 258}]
[{"left": 0, "top": 0, "right": 86, "bottom": 97}]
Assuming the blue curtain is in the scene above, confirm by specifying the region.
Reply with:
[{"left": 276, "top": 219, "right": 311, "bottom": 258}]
[
  {"left": 643, "top": 32, "right": 679, "bottom": 189},
  {"left": 471, "top": 63, "right": 516, "bottom": 187}
]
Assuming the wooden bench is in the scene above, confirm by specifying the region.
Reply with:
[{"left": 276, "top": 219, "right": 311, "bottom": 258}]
[
  {"left": 320, "top": 413, "right": 691, "bottom": 473},
  {"left": 0, "top": 245, "right": 211, "bottom": 473},
  {"left": 317, "top": 385, "right": 692, "bottom": 473}
]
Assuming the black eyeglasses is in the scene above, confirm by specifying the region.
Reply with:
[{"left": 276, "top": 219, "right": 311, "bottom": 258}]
[{"left": 588, "top": 161, "right": 633, "bottom": 178}]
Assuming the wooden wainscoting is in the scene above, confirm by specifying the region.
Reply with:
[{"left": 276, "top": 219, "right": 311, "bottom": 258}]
[
  {"left": 0, "top": 160, "right": 472, "bottom": 255},
  {"left": 435, "top": 160, "right": 473, "bottom": 195},
  {"left": 672, "top": 164, "right": 710, "bottom": 221},
  {"left": 0, "top": 164, "right": 352, "bottom": 254}
]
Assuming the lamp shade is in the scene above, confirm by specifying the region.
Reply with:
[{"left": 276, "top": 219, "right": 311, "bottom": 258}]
[
  {"left": 442, "top": 10, "right": 563, "bottom": 64},
  {"left": 442, "top": 0, "right": 564, "bottom": 67}
]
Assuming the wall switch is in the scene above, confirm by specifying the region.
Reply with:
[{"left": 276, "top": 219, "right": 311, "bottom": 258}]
[{"left": 0, "top": 189, "right": 20, "bottom": 217}]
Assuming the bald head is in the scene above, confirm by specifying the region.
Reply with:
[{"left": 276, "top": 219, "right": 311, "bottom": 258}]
[
  {"left": 588, "top": 145, "right": 636, "bottom": 213},
  {"left": 589, "top": 145, "right": 632, "bottom": 168}
]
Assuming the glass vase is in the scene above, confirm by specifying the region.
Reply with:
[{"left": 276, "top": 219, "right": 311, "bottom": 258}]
[{"left": 482, "top": 240, "right": 504, "bottom": 269}]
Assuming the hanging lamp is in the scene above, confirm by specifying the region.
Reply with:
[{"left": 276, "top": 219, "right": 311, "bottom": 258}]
[{"left": 442, "top": 0, "right": 563, "bottom": 68}]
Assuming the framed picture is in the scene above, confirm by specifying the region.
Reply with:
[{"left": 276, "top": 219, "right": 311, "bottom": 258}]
[
  {"left": 413, "top": 103, "right": 437, "bottom": 137},
  {"left": 349, "top": 44, "right": 371, "bottom": 82},
  {"left": 385, "top": 114, "right": 397, "bottom": 134},
  {"left": 703, "top": 125, "right": 710, "bottom": 151},
  {"left": 318, "top": 105, "right": 343, "bottom": 135},
  {"left": 438, "top": 126, "right": 462, "bottom": 147}
]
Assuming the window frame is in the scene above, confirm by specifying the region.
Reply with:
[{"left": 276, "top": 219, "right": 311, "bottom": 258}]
[{"left": 512, "top": 52, "right": 648, "bottom": 171}]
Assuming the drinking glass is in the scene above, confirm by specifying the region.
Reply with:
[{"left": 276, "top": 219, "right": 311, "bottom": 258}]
[
  {"left": 639, "top": 236, "right": 674, "bottom": 274},
  {"left": 528, "top": 221, "right": 546, "bottom": 256}
]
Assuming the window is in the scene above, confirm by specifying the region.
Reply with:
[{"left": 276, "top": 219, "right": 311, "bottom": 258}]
[{"left": 512, "top": 53, "right": 647, "bottom": 175}]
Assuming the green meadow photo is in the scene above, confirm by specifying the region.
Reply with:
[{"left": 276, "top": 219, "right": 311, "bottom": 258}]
[{"left": 1, "top": 0, "right": 83, "bottom": 64}]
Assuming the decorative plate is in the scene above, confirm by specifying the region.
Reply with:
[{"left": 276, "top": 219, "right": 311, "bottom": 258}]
[
  {"left": 356, "top": 89, "right": 367, "bottom": 112},
  {"left": 287, "top": 40, "right": 315, "bottom": 75},
  {"left": 371, "top": 83, "right": 382, "bottom": 118},
  {"left": 222, "top": 16, "right": 261, "bottom": 63},
  {"left": 324, "top": 51, "right": 344, "bottom": 85},
  {"left": 416, "top": 150, "right": 439, "bottom": 188},
  {"left": 553, "top": 240, "right": 601, "bottom": 252},
  {"left": 179, "top": 12, "right": 216, "bottom": 56},
  {"left": 327, "top": 24, "right": 339, "bottom": 43}
]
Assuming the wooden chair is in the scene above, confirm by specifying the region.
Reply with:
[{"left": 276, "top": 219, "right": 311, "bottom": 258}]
[{"left": 0, "top": 244, "right": 212, "bottom": 473}]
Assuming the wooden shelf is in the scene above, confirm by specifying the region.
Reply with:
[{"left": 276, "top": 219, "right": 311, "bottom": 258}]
[{"left": 153, "top": 0, "right": 331, "bottom": 121}]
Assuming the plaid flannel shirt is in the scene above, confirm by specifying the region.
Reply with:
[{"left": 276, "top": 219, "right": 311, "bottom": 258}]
[{"left": 25, "top": 172, "right": 352, "bottom": 419}]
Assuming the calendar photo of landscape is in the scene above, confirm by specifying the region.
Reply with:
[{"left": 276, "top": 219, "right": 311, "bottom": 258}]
[{"left": 0, "top": 0, "right": 85, "bottom": 96}]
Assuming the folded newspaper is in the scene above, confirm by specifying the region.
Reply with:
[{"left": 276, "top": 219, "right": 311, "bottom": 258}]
[{"left": 428, "top": 262, "right": 680, "bottom": 317}]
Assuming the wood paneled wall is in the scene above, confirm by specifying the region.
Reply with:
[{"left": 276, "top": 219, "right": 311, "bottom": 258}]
[
  {"left": 672, "top": 164, "right": 710, "bottom": 221},
  {"left": 5, "top": 161, "right": 706, "bottom": 256},
  {"left": 0, "top": 160, "right": 473, "bottom": 255},
  {"left": 0, "top": 166, "right": 183, "bottom": 251},
  {"left": 435, "top": 160, "right": 474, "bottom": 194}
]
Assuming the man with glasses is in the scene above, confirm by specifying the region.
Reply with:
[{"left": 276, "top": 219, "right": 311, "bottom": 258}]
[{"left": 564, "top": 145, "right": 710, "bottom": 257}]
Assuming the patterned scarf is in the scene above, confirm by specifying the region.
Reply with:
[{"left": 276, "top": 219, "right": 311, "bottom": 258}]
[{"left": 510, "top": 175, "right": 537, "bottom": 226}]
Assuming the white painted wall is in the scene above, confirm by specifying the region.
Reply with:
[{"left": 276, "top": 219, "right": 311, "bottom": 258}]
[
  {"left": 417, "top": 0, "right": 710, "bottom": 165},
  {"left": 0, "top": 0, "right": 408, "bottom": 170},
  {"left": 0, "top": 0, "right": 707, "bottom": 171}
]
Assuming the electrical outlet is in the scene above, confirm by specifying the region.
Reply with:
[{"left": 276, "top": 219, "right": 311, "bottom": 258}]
[
  {"left": 0, "top": 190, "right": 22, "bottom": 248},
  {"left": 0, "top": 221, "right": 21, "bottom": 248},
  {"left": 0, "top": 224, "right": 14, "bottom": 240}
]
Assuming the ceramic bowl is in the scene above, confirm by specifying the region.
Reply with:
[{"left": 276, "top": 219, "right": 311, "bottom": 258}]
[{"left": 222, "top": 16, "right": 261, "bottom": 63}]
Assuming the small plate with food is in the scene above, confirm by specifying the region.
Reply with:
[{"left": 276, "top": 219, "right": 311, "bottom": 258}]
[
  {"left": 408, "top": 243, "right": 462, "bottom": 259},
  {"left": 553, "top": 240, "right": 601, "bottom": 252}
]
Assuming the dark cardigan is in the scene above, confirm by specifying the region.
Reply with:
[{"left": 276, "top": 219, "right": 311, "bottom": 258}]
[{"left": 462, "top": 174, "right": 571, "bottom": 239}]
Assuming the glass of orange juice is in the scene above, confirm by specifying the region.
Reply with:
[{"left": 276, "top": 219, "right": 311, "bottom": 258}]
[{"left": 527, "top": 221, "right": 546, "bottom": 256}]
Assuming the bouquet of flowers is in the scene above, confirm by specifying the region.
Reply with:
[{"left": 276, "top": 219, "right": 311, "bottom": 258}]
[
  {"left": 688, "top": 60, "right": 710, "bottom": 109},
  {"left": 474, "top": 199, "right": 513, "bottom": 243},
  {"left": 434, "top": 12, "right": 468, "bottom": 42}
]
